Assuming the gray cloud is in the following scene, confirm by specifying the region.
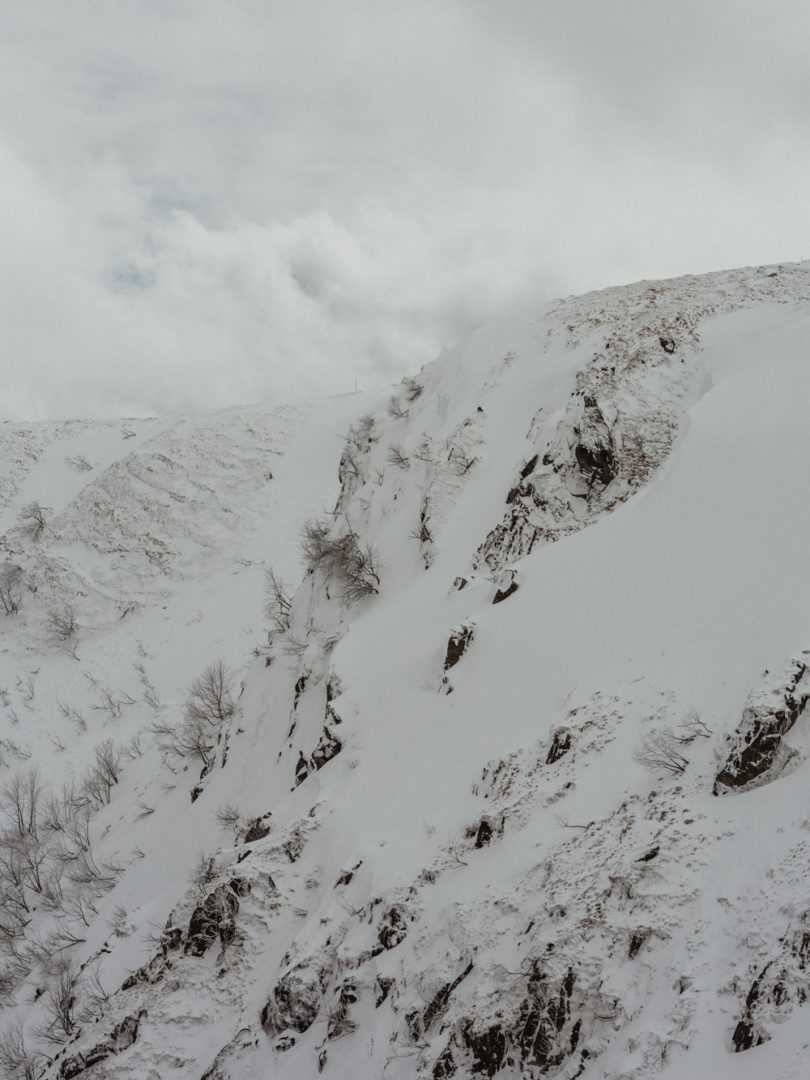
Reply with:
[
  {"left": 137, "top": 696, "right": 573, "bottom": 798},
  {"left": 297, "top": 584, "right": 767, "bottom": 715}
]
[{"left": 1, "top": 0, "right": 808, "bottom": 420}]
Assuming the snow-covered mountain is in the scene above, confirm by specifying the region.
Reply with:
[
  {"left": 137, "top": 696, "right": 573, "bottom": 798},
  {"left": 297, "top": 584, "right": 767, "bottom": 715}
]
[{"left": 1, "top": 261, "right": 810, "bottom": 1080}]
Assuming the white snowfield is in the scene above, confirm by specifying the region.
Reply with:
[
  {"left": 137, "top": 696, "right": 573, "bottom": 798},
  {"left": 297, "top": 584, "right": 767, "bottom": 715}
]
[{"left": 0, "top": 262, "right": 809, "bottom": 1079}]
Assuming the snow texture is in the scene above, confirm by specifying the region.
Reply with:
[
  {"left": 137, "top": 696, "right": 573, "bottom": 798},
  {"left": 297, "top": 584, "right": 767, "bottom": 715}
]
[{"left": 0, "top": 262, "right": 809, "bottom": 1079}]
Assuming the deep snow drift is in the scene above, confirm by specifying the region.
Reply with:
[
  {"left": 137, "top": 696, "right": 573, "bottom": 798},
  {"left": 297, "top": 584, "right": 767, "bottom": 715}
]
[{"left": 0, "top": 262, "right": 809, "bottom": 1079}]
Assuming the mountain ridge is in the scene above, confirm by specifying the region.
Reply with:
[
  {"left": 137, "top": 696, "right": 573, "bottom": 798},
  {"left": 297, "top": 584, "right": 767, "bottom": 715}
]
[{"left": 0, "top": 261, "right": 809, "bottom": 1079}]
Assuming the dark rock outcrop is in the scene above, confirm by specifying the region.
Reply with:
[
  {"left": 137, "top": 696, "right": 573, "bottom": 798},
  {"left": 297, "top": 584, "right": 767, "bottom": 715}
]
[
  {"left": 59, "top": 1013, "right": 144, "bottom": 1078},
  {"left": 574, "top": 396, "right": 616, "bottom": 489},
  {"left": 261, "top": 967, "right": 321, "bottom": 1035},
  {"left": 444, "top": 624, "right": 475, "bottom": 671},
  {"left": 715, "top": 662, "right": 809, "bottom": 792},
  {"left": 431, "top": 964, "right": 582, "bottom": 1078},
  {"left": 243, "top": 818, "right": 271, "bottom": 843},
  {"left": 545, "top": 728, "right": 572, "bottom": 765},
  {"left": 186, "top": 881, "right": 244, "bottom": 957},
  {"left": 732, "top": 915, "right": 810, "bottom": 1051}
]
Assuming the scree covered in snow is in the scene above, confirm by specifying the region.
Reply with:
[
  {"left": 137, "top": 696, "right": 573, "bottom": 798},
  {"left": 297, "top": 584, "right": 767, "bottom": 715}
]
[{"left": 0, "top": 262, "right": 809, "bottom": 1079}]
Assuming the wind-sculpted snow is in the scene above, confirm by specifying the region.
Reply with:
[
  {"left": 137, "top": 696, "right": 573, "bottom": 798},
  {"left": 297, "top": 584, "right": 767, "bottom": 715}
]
[{"left": 1, "top": 263, "right": 810, "bottom": 1079}]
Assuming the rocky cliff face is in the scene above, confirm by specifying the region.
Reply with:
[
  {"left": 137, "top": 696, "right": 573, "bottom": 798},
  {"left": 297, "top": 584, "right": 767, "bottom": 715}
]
[{"left": 1, "top": 263, "right": 810, "bottom": 1080}]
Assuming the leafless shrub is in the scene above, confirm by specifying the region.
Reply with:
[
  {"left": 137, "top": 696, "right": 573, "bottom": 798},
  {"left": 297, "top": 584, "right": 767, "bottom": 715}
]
[
  {"left": 15, "top": 675, "right": 35, "bottom": 708},
  {"left": 412, "top": 437, "right": 436, "bottom": 464},
  {"left": 17, "top": 503, "right": 47, "bottom": 541},
  {"left": 124, "top": 735, "right": 143, "bottom": 759},
  {"left": 64, "top": 455, "right": 92, "bottom": 472},
  {"left": 0, "top": 770, "right": 43, "bottom": 845},
  {"left": 215, "top": 802, "right": 242, "bottom": 830},
  {"left": 676, "top": 708, "right": 712, "bottom": 742},
  {"left": 62, "top": 889, "right": 99, "bottom": 927},
  {"left": 142, "top": 685, "right": 161, "bottom": 710},
  {"left": 446, "top": 443, "right": 477, "bottom": 475},
  {"left": 134, "top": 661, "right": 161, "bottom": 709},
  {"left": 341, "top": 541, "right": 381, "bottom": 602},
  {"left": 153, "top": 660, "right": 235, "bottom": 770},
  {"left": 188, "top": 660, "right": 236, "bottom": 728},
  {"left": 633, "top": 728, "right": 689, "bottom": 775},
  {"left": 386, "top": 444, "right": 411, "bottom": 470},
  {"left": 387, "top": 395, "right": 409, "bottom": 419},
  {"left": 300, "top": 518, "right": 380, "bottom": 602},
  {"left": 37, "top": 963, "right": 78, "bottom": 1044},
  {"left": 0, "top": 740, "right": 31, "bottom": 764},
  {"left": 0, "top": 564, "right": 23, "bottom": 616},
  {"left": 401, "top": 375, "right": 424, "bottom": 402},
  {"left": 75, "top": 962, "right": 108, "bottom": 1024},
  {"left": 48, "top": 604, "right": 78, "bottom": 643},
  {"left": 81, "top": 740, "right": 122, "bottom": 807},
  {"left": 264, "top": 569, "right": 293, "bottom": 633},
  {"left": 0, "top": 1017, "right": 42, "bottom": 1079},
  {"left": 107, "top": 904, "right": 130, "bottom": 937},
  {"left": 91, "top": 685, "right": 135, "bottom": 719},
  {"left": 279, "top": 632, "right": 309, "bottom": 659},
  {"left": 190, "top": 852, "right": 217, "bottom": 895},
  {"left": 57, "top": 699, "right": 86, "bottom": 732},
  {"left": 65, "top": 844, "right": 120, "bottom": 893}
]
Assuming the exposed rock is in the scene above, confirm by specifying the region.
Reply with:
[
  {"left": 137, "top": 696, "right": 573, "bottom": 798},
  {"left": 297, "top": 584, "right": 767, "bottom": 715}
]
[
  {"left": 375, "top": 976, "right": 395, "bottom": 1007},
  {"left": 327, "top": 980, "right": 358, "bottom": 1040},
  {"left": 545, "top": 727, "right": 572, "bottom": 764},
  {"left": 574, "top": 395, "right": 616, "bottom": 488},
  {"left": 59, "top": 1013, "right": 144, "bottom": 1077},
  {"left": 309, "top": 726, "right": 342, "bottom": 772},
  {"left": 732, "top": 915, "right": 810, "bottom": 1051},
  {"left": 474, "top": 819, "right": 493, "bottom": 848},
  {"left": 715, "top": 662, "right": 809, "bottom": 792},
  {"left": 492, "top": 569, "right": 518, "bottom": 605},
  {"left": 200, "top": 1027, "right": 259, "bottom": 1080},
  {"left": 242, "top": 818, "right": 271, "bottom": 843},
  {"left": 294, "top": 751, "right": 310, "bottom": 787},
  {"left": 186, "top": 883, "right": 241, "bottom": 957},
  {"left": 628, "top": 931, "right": 648, "bottom": 958},
  {"left": 422, "top": 961, "right": 473, "bottom": 1031},
  {"left": 378, "top": 904, "right": 409, "bottom": 950},
  {"left": 462, "top": 1023, "right": 506, "bottom": 1077},
  {"left": 432, "top": 964, "right": 582, "bottom": 1078},
  {"left": 444, "top": 624, "right": 475, "bottom": 671},
  {"left": 260, "top": 967, "right": 321, "bottom": 1035}
]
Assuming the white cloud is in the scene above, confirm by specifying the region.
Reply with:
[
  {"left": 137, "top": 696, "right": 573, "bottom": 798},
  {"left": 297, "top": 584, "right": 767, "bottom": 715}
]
[{"left": 1, "top": 0, "right": 809, "bottom": 419}]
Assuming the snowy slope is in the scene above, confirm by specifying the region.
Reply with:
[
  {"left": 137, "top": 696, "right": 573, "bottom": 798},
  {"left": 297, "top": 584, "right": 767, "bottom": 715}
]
[{"left": 0, "top": 262, "right": 809, "bottom": 1080}]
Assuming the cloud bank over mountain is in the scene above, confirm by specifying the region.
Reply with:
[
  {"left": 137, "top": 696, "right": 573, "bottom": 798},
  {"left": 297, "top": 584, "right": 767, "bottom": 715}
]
[{"left": 2, "top": 0, "right": 809, "bottom": 419}]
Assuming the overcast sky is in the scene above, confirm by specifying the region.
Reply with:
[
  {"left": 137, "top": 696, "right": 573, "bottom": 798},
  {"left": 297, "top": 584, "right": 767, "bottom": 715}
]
[{"left": 1, "top": 0, "right": 808, "bottom": 421}]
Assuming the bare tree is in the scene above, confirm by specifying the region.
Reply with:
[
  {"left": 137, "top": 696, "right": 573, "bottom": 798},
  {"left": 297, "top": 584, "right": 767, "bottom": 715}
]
[
  {"left": 0, "top": 770, "right": 42, "bottom": 845},
  {"left": 676, "top": 708, "right": 712, "bottom": 742},
  {"left": 401, "top": 375, "right": 424, "bottom": 401},
  {"left": 633, "top": 728, "right": 689, "bottom": 775},
  {"left": 153, "top": 661, "right": 235, "bottom": 770},
  {"left": 81, "top": 740, "right": 122, "bottom": 807},
  {"left": 385, "top": 444, "right": 411, "bottom": 470},
  {"left": 300, "top": 518, "right": 380, "bottom": 602},
  {"left": 64, "top": 455, "right": 92, "bottom": 472},
  {"left": 0, "top": 564, "right": 23, "bottom": 616},
  {"left": 215, "top": 802, "right": 242, "bottom": 830},
  {"left": 48, "top": 605, "right": 78, "bottom": 644},
  {"left": 0, "top": 1017, "right": 42, "bottom": 1079},
  {"left": 186, "top": 660, "right": 235, "bottom": 729},
  {"left": 387, "top": 395, "right": 408, "bottom": 420},
  {"left": 264, "top": 569, "right": 293, "bottom": 633},
  {"left": 17, "top": 503, "right": 47, "bottom": 541},
  {"left": 37, "top": 963, "right": 78, "bottom": 1045}
]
